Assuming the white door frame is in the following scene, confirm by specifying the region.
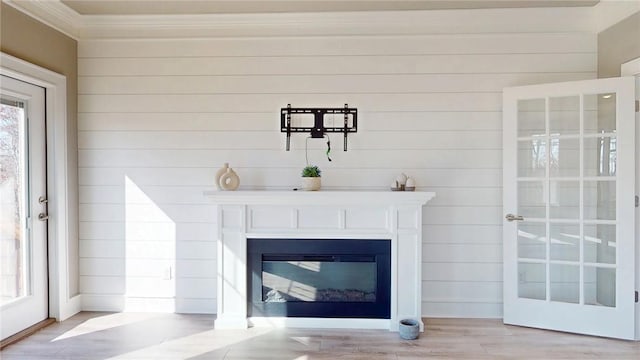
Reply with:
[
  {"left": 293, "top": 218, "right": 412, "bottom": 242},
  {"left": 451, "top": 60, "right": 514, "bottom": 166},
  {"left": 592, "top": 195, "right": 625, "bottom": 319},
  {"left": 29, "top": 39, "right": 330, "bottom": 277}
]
[
  {"left": 621, "top": 56, "right": 640, "bottom": 341},
  {"left": 0, "top": 52, "right": 80, "bottom": 321}
]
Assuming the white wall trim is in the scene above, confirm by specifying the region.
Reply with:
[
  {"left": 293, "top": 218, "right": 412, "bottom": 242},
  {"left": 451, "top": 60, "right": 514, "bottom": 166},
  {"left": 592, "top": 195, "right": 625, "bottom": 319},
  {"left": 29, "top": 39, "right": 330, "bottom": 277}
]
[
  {"left": 81, "top": 294, "right": 124, "bottom": 312},
  {"left": 0, "top": 52, "right": 79, "bottom": 321},
  {"left": 3, "top": 1, "right": 594, "bottom": 39},
  {"left": 622, "top": 57, "right": 640, "bottom": 341},
  {"left": 592, "top": 0, "right": 640, "bottom": 33}
]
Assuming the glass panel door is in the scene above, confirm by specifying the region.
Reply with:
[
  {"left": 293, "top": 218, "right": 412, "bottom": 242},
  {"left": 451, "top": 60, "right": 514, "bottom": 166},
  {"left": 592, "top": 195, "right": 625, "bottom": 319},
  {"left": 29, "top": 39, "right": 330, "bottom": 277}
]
[
  {"left": 503, "top": 77, "right": 636, "bottom": 340},
  {"left": 0, "top": 75, "right": 48, "bottom": 340}
]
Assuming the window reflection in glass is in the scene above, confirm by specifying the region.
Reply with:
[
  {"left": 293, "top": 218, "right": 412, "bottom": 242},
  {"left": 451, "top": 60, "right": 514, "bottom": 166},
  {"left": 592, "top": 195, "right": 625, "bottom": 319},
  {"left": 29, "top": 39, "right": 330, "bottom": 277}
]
[
  {"left": 584, "top": 136, "right": 616, "bottom": 177},
  {"left": 0, "top": 101, "right": 27, "bottom": 304},
  {"left": 521, "top": 138, "right": 546, "bottom": 177}
]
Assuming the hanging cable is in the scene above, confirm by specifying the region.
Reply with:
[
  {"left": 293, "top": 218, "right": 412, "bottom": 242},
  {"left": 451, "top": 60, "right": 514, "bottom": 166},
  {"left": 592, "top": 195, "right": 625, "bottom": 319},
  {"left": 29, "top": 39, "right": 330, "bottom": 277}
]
[
  {"left": 305, "top": 135, "right": 332, "bottom": 164},
  {"left": 305, "top": 136, "right": 311, "bottom": 166},
  {"left": 325, "top": 135, "right": 332, "bottom": 162}
]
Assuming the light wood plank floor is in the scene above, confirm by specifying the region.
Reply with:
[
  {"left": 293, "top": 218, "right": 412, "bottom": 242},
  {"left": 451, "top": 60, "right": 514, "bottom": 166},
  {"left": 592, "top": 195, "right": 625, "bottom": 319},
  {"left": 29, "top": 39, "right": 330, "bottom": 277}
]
[{"left": 1, "top": 312, "right": 638, "bottom": 359}]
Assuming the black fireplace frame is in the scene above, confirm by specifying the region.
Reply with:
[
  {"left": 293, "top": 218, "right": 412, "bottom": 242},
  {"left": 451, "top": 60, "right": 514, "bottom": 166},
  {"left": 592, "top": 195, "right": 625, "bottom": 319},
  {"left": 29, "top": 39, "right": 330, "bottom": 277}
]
[{"left": 247, "top": 238, "right": 391, "bottom": 319}]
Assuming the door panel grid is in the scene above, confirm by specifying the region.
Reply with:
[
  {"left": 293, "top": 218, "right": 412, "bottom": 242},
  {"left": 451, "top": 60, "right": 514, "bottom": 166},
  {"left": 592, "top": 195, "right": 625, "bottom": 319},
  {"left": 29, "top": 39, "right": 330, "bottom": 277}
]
[{"left": 517, "top": 94, "right": 617, "bottom": 305}]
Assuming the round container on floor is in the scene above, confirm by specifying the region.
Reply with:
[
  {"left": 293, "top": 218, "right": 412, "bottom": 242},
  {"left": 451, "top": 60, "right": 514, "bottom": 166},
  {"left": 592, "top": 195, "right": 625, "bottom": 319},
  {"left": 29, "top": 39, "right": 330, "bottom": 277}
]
[{"left": 398, "top": 319, "right": 420, "bottom": 340}]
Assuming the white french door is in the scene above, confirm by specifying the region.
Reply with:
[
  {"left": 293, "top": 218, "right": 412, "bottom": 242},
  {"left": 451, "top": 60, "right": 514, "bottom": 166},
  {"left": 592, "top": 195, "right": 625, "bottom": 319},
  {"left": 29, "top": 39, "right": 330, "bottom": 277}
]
[
  {"left": 0, "top": 75, "right": 48, "bottom": 340},
  {"left": 503, "top": 77, "right": 636, "bottom": 340}
]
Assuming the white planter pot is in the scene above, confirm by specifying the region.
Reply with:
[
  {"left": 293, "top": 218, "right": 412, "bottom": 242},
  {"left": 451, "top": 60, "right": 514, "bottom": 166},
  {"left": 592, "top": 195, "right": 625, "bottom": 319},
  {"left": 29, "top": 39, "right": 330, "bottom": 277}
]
[{"left": 302, "top": 177, "right": 321, "bottom": 191}]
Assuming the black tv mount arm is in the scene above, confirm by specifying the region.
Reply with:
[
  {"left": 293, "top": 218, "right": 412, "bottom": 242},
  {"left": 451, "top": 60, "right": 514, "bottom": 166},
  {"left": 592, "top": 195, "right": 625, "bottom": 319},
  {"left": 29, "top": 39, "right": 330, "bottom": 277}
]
[{"left": 281, "top": 104, "right": 358, "bottom": 151}]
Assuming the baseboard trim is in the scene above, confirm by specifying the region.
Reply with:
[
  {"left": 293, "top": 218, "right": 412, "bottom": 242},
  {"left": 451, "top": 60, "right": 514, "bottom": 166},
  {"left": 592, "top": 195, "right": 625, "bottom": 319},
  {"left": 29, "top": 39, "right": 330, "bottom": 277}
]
[{"left": 0, "top": 318, "right": 56, "bottom": 350}]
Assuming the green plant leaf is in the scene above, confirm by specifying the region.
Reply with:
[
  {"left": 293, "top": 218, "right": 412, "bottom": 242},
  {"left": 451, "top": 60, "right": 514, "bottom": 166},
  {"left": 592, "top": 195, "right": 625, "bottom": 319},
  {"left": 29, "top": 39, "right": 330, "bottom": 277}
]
[{"left": 301, "top": 165, "right": 321, "bottom": 177}]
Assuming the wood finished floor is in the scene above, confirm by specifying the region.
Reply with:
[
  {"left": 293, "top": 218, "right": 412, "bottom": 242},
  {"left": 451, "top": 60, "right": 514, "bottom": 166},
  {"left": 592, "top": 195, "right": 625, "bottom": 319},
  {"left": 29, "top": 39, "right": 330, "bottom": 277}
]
[{"left": 1, "top": 313, "right": 638, "bottom": 359}]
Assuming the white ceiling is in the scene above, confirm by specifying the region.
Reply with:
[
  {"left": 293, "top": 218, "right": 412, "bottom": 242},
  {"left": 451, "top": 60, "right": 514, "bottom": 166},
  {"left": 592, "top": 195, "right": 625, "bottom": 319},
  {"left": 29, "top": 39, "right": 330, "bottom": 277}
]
[{"left": 59, "top": 0, "right": 600, "bottom": 15}]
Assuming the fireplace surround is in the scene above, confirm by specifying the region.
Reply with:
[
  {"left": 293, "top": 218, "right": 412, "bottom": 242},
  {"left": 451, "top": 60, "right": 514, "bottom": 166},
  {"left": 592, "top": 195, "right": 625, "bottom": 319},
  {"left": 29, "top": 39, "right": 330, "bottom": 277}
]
[{"left": 205, "top": 190, "right": 435, "bottom": 331}]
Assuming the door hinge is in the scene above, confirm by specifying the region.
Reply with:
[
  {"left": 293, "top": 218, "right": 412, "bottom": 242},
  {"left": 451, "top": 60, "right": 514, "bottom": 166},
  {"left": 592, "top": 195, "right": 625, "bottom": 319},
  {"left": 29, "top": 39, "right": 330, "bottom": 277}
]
[
  {"left": 636, "top": 100, "right": 639, "bottom": 113},
  {"left": 636, "top": 195, "right": 639, "bottom": 208},
  {"left": 636, "top": 291, "right": 639, "bottom": 303}
]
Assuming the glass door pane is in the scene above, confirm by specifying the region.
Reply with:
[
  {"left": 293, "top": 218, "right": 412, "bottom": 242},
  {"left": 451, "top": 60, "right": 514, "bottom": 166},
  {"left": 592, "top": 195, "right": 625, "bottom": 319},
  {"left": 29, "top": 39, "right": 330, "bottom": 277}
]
[
  {"left": 549, "top": 180, "right": 580, "bottom": 219},
  {"left": 549, "top": 96, "right": 580, "bottom": 136},
  {"left": 550, "top": 264, "right": 580, "bottom": 304},
  {"left": 517, "top": 181, "right": 545, "bottom": 218},
  {"left": 517, "top": 99, "right": 545, "bottom": 137},
  {"left": 0, "top": 99, "right": 28, "bottom": 305},
  {"left": 584, "top": 267, "right": 615, "bottom": 307},
  {"left": 550, "top": 224, "right": 579, "bottom": 261},
  {"left": 584, "top": 137, "right": 616, "bottom": 177},
  {"left": 583, "top": 224, "right": 615, "bottom": 264},
  {"left": 517, "top": 223, "right": 546, "bottom": 259},
  {"left": 518, "top": 262, "right": 546, "bottom": 300},
  {"left": 584, "top": 181, "right": 616, "bottom": 220},
  {"left": 550, "top": 138, "right": 580, "bottom": 177},
  {"left": 584, "top": 93, "right": 616, "bottom": 134}
]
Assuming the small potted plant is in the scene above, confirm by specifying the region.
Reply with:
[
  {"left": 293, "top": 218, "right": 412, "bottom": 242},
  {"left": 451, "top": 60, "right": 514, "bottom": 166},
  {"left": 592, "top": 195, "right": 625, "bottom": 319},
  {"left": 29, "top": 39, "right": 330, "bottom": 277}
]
[{"left": 301, "top": 165, "right": 321, "bottom": 191}]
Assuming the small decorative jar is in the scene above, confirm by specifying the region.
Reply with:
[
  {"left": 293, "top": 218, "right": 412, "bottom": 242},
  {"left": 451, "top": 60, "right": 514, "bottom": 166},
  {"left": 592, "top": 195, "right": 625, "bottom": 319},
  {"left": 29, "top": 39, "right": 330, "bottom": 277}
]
[
  {"left": 405, "top": 177, "right": 416, "bottom": 191},
  {"left": 396, "top": 173, "right": 408, "bottom": 190}
]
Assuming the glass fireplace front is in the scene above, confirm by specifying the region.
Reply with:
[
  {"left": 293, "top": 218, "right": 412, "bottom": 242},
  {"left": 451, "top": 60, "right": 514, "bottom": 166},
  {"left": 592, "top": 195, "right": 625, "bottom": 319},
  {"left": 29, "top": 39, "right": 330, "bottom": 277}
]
[{"left": 248, "top": 239, "right": 391, "bottom": 318}]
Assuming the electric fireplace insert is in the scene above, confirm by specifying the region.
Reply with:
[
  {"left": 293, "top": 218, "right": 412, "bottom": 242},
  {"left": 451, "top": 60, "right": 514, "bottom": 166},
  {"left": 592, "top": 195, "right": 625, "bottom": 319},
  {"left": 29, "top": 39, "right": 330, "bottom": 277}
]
[{"left": 247, "top": 238, "right": 391, "bottom": 318}]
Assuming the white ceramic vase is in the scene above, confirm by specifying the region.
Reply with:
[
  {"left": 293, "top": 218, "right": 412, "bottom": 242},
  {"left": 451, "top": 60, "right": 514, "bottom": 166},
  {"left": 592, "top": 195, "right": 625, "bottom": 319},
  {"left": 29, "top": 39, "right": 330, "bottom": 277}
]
[
  {"left": 215, "top": 163, "right": 240, "bottom": 191},
  {"left": 302, "top": 177, "right": 321, "bottom": 191},
  {"left": 220, "top": 168, "right": 240, "bottom": 191},
  {"left": 214, "top": 163, "right": 229, "bottom": 190}
]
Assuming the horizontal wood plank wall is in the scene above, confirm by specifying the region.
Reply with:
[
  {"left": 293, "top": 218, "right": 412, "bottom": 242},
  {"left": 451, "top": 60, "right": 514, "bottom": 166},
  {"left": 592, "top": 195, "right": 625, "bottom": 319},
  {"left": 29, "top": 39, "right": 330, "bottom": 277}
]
[{"left": 78, "top": 29, "right": 596, "bottom": 316}]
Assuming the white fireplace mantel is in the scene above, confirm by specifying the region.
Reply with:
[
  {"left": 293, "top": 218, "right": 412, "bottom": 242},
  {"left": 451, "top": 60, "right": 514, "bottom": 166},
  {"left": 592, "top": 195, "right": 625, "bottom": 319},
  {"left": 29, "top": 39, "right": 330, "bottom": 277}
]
[{"left": 205, "top": 190, "right": 435, "bottom": 331}]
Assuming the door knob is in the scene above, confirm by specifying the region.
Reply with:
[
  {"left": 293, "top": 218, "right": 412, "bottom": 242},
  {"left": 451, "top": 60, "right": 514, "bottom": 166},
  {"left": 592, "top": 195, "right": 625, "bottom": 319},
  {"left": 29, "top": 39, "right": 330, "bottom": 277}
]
[{"left": 505, "top": 214, "right": 524, "bottom": 222}]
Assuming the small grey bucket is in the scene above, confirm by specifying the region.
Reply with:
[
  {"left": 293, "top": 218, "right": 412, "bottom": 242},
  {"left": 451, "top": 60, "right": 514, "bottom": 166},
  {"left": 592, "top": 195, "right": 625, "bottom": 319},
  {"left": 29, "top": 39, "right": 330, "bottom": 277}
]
[{"left": 398, "top": 318, "right": 420, "bottom": 340}]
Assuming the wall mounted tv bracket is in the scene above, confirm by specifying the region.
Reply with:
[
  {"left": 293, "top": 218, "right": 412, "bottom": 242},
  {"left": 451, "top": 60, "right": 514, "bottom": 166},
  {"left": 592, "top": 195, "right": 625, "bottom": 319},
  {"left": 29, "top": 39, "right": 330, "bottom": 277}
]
[{"left": 281, "top": 104, "right": 358, "bottom": 151}]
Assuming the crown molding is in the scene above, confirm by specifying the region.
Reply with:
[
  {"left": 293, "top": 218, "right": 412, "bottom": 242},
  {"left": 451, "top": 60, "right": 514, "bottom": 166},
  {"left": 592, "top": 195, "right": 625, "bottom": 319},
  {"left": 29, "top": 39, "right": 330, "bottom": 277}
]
[
  {"left": 3, "top": 0, "right": 82, "bottom": 40},
  {"left": 82, "top": 7, "right": 596, "bottom": 39},
  {"left": 3, "top": 1, "right": 597, "bottom": 40},
  {"left": 593, "top": 0, "right": 640, "bottom": 33}
]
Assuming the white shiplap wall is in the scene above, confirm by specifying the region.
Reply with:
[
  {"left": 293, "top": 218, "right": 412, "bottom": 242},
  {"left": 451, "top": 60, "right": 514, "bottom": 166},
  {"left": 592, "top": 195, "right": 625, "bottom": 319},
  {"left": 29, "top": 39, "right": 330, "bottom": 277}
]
[{"left": 77, "top": 12, "right": 596, "bottom": 316}]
